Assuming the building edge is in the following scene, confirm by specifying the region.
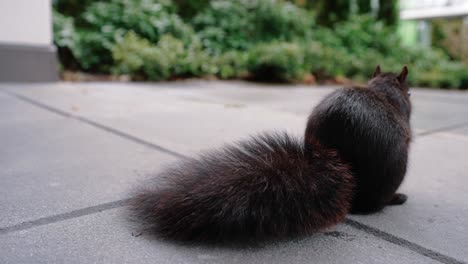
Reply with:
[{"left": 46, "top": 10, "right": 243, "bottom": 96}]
[{"left": 0, "top": 43, "right": 59, "bottom": 82}]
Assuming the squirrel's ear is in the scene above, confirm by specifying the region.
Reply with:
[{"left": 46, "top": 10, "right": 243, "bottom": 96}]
[
  {"left": 373, "top": 65, "right": 381, "bottom": 78},
  {"left": 398, "top": 65, "right": 409, "bottom": 82}
]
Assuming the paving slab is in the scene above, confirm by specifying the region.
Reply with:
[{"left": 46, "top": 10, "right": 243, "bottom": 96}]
[
  {"left": 151, "top": 81, "right": 336, "bottom": 115},
  {"left": 121, "top": 81, "right": 468, "bottom": 135},
  {"left": 1, "top": 82, "right": 467, "bottom": 264},
  {"left": 349, "top": 132, "right": 468, "bottom": 262},
  {"left": 1, "top": 83, "right": 306, "bottom": 155},
  {"left": 409, "top": 93, "right": 468, "bottom": 135},
  {"left": 452, "top": 125, "right": 468, "bottom": 135},
  {"left": 0, "top": 95, "right": 176, "bottom": 227},
  {"left": 0, "top": 208, "right": 438, "bottom": 264},
  {"left": 8, "top": 81, "right": 466, "bottom": 137}
]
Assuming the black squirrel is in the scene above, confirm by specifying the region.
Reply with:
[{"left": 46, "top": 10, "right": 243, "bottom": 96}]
[{"left": 129, "top": 65, "right": 412, "bottom": 242}]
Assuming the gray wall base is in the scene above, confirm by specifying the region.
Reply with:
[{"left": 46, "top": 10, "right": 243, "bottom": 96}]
[{"left": 0, "top": 44, "right": 59, "bottom": 82}]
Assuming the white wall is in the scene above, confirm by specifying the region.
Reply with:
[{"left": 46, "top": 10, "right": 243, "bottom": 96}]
[
  {"left": 0, "top": 0, "right": 52, "bottom": 46},
  {"left": 401, "top": 0, "right": 468, "bottom": 20},
  {"left": 402, "top": 0, "right": 468, "bottom": 10}
]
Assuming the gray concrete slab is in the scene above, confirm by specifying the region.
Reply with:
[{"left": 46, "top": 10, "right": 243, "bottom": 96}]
[
  {"left": 5, "top": 82, "right": 467, "bottom": 139},
  {"left": 163, "top": 83, "right": 468, "bottom": 135},
  {"left": 154, "top": 81, "right": 336, "bottom": 115},
  {"left": 349, "top": 132, "right": 468, "bottom": 262},
  {"left": 0, "top": 208, "right": 438, "bottom": 264},
  {"left": 124, "top": 81, "right": 468, "bottom": 134},
  {"left": 452, "top": 125, "right": 468, "bottom": 135},
  {"left": 0, "top": 96, "right": 176, "bottom": 227},
  {"left": 410, "top": 93, "right": 468, "bottom": 135},
  {"left": 1, "top": 83, "right": 306, "bottom": 155},
  {"left": 1, "top": 81, "right": 467, "bottom": 263}
]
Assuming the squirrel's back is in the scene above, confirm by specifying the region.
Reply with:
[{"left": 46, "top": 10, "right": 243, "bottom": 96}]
[{"left": 306, "top": 73, "right": 411, "bottom": 213}]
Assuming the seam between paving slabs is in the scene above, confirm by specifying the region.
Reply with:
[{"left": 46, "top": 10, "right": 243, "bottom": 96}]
[
  {"left": 0, "top": 90, "right": 187, "bottom": 160},
  {"left": 0, "top": 199, "right": 130, "bottom": 235},
  {"left": 344, "top": 219, "right": 465, "bottom": 264},
  {"left": 0, "top": 89, "right": 465, "bottom": 264},
  {"left": 416, "top": 122, "right": 468, "bottom": 137}
]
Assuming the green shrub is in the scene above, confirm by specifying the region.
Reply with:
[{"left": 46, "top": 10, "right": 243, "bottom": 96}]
[
  {"left": 53, "top": 10, "right": 79, "bottom": 70},
  {"left": 302, "top": 40, "right": 351, "bottom": 78},
  {"left": 112, "top": 32, "right": 182, "bottom": 80},
  {"left": 54, "top": 0, "right": 195, "bottom": 72},
  {"left": 52, "top": 1, "right": 468, "bottom": 89},
  {"left": 177, "top": 37, "right": 218, "bottom": 77},
  {"left": 112, "top": 32, "right": 217, "bottom": 80},
  {"left": 52, "top": 0, "right": 94, "bottom": 18},
  {"left": 333, "top": 15, "right": 401, "bottom": 55},
  {"left": 411, "top": 59, "right": 468, "bottom": 89},
  {"left": 248, "top": 42, "right": 307, "bottom": 82},
  {"left": 53, "top": 10, "right": 75, "bottom": 49},
  {"left": 83, "top": 0, "right": 191, "bottom": 43},
  {"left": 193, "top": 1, "right": 256, "bottom": 54},
  {"left": 143, "top": 35, "right": 187, "bottom": 80},
  {"left": 213, "top": 51, "right": 249, "bottom": 79},
  {"left": 193, "top": 0, "right": 314, "bottom": 54},
  {"left": 307, "top": 15, "right": 468, "bottom": 88},
  {"left": 252, "top": 0, "right": 314, "bottom": 42},
  {"left": 53, "top": 10, "right": 115, "bottom": 71},
  {"left": 74, "top": 29, "right": 118, "bottom": 72},
  {"left": 112, "top": 31, "right": 151, "bottom": 76},
  {"left": 172, "top": 0, "right": 211, "bottom": 19}
]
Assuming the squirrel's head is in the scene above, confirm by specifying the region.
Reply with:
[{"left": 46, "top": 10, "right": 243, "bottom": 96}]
[{"left": 369, "top": 65, "right": 412, "bottom": 120}]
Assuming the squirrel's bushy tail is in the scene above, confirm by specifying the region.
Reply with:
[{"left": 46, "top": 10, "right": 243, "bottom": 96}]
[{"left": 129, "top": 132, "right": 354, "bottom": 242}]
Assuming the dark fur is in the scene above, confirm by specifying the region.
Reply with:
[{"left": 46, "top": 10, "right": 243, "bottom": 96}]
[
  {"left": 306, "top": 66, "right": 412, "bottom": 213},
  {"left": 129, "top": 66, "right": 412, "bottom": 242},
  {"left": 130, "top": 133, "right": 354, "bottom": 242}
]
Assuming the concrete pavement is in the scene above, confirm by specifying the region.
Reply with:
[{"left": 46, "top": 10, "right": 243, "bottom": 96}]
[{"left": 1, "top": 81, "right": 467, "bottom": 264}]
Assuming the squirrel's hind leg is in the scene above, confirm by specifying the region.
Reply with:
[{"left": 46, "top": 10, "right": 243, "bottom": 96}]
[{"left": 388, "top": 193, "right": 408, "bottom": 206}]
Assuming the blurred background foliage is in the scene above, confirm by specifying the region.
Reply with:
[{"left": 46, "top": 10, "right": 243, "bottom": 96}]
[{"left": 52, "top": 0, "right": 468, "bottom": 89}]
